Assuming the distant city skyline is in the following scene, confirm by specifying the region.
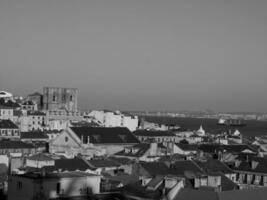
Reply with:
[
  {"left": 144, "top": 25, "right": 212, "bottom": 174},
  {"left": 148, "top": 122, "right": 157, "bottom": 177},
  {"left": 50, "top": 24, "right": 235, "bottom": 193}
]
[{"left": 1, "top": 0, "right": 267, "bottom": 112}]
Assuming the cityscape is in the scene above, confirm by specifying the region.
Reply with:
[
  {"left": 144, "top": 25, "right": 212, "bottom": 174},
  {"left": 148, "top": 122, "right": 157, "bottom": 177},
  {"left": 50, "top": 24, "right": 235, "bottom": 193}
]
[
  {"left": 1, "top": 1, "right": 267, "bottom": 200},
  {"left": 1, "top": 87, "right": 267, "bottom": 200}
]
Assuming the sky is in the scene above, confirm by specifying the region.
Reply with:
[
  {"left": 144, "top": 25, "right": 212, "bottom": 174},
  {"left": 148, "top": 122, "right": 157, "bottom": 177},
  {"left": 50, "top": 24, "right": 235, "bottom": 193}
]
[{"left": 0, "top": 0, "right": 267, "bottom": 112}]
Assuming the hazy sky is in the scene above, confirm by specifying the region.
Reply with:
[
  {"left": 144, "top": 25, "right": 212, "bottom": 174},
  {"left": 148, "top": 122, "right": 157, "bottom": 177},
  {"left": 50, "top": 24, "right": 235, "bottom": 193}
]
[{"left": 1, "top": 0, "right": 267, "bottom": 112}]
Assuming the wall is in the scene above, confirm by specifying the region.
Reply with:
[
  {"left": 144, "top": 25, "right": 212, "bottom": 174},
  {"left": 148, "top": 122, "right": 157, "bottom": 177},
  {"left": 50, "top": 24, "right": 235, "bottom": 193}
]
[{"left": 43, "top": 87, "right": 78, "bottom": 112}]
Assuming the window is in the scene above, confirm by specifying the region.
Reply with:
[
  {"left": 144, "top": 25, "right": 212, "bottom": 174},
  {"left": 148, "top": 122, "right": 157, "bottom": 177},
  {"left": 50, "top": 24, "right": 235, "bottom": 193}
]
[
  {"left": 70, "top": 95, "right": 73, "bottom": 101},
  {"left": 56, "top": 182, "right": 61, "bottom": 194},
  {"left": 17, "top": 181, "right": 22, "bottom": 190},
  {"left": 53, "top": 95, "right": 56, "bottom": 102},
  {"left": 65, "top": 136, "right": 68, "bottom": 142}
]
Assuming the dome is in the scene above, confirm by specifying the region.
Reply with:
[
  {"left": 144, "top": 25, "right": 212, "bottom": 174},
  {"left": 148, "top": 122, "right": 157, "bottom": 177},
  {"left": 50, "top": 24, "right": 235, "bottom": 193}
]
[{"left": 0, "top": 91, "right": 13, "bottom": 98}]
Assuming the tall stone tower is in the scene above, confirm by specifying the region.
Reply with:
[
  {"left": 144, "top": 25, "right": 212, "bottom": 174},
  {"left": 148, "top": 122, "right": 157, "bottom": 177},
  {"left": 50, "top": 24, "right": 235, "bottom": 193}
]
[{"left": 43, "top": 87, "right": 78, "bottom": 111}]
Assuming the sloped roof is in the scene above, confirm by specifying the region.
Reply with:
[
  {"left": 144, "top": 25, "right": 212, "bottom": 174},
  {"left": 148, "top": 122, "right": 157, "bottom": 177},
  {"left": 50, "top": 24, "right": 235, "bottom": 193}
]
[
  {"left": 195, "top": 159, "right": 233, "bottom": 174},
  {"left": 133, "top": 130, "right": 175, "bottom": 137},
  {"left": 175, "top": 186, "right": 267, "bottom": 200},
  {"left": 175, "top": 144, "right": 198, "bottom": 151},
  {"left": 217, "top": 187, "right": 267, "bottom": 200},
  {"left": 121, "top": 181, "right": 162, "bottom": 199},
  {"left": 44, "top": 158, "right": 95, "bottom": 172},
  {"left": 27, "top": 153, "right": 53, "bottom": 161},
  {"left": 0, "top": 119, "right": 18, "bottom": 129},
  {"left": 88, "top": 158, "right": 120, "bottom": 168},
  {"left": 70, "top": 127, "right": 139, "bottom": 144},
  {"left": 0, "top": 140, "right": 34, "bottom": 149},
  {"left": 0, "top": 98, "right": 20, "bottom": 108},
  {"left": 115, "top": 143, "right": 151, "bottom": 157},
  {"left": 170, "top": 160, "right": 204, "bottom": 176},
  {"left": 174, "top": 188, "right": 218, "bottom": 200},
  {"left": 146, "top": 175, "right": 164, "bottom": 188},
  {"left": 219, "top": 173, "right": 238, "bottom": 191},
  {"left": 139, "top": 162, "right": 170, "bottom": 176},
  {"left": 198, "top": 144, "right": 257, "bottom": 154},
  {"left": 115, "top": 143, "right": 166, "bottom": 158},
  {"left": 0, "top": 105, "right": 13, "bottom": 109},
  {"left": 21, "top": 131, "right": 48, "bottom": 139},
  {"left": 104, "top": 175, "right": 139, "bottom": 186},
  {"left": 108, "top": 157, "right": 133, "bottom": 165},
  {"left": 232, "top": 155, "right": 267, "bottom": 174}
]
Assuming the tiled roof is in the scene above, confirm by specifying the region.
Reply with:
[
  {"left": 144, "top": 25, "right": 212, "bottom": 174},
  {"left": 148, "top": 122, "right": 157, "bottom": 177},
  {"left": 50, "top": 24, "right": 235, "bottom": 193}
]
[
  {"left": 0, "top": 105, "right": 13, "bottom": 109},
  {"left": 133, "top": 130, "right": 175, "bottom": 137},
  {"left": 108, "top": 157, "right": 133, "bottom": 165},
  {"left": 232, "top": 155, "right": 267, "bottom": 174},
  {"left": 27, "top": 153, "right": 53, "bottom": 161},
  {"left": 146, "top": 175, "right": 164, "bottom": 188},
  {"left": 121, "top": 181, "right": 162, "bottom": 199},
  {"left": 13, "top": 171, "right": 98, "bottom": 179},
  {"left": 198, "top": 144, "right": 257, "bottom": 154},
  {"left": 104, "top": 175, "right": 139, "bottom": 185},
  {"left": 217, "top": 187, "right": 267, "bottom": 200},
  {"left": 0, "top": 99, "right": 20, "bottom": 108},
  {"left": 174, "top": 188, "right": 217, "bottom": 200},
  {"left": 70, "top": 127, "right": 139, "bottom": 144},
  {"left": 0, "top": 119, "right": 18, "bottom": 129},
  {"left": 21, "top": 131, "right": 48, "bottom": 139},
  {"left": 88, "top": 158, "right": 120, "bottom": 168},
  {"left": 170, "top": 160, "right": 204, "bottom": 177},
  {"left": 175, "top": 144, "right": 198, "bottom": 151},
  {"left": 44, "top": 158, "right": 96, "bottom": 172},
  {"left": 219, "top": 173, "right": 239, "bottom": 191},
  {"left": 115, "top": 143, "right": 151, "bottom": 158},
  {"left": 139, "top": 162, "right": 170, "bottom": 176},
  {"left": 175, "top": 187, "right": 267, "bottom": 200},
  {"left": 27, "top": 110, "right": 46, "bottom": 116},
  {"left": 115, "top": 143, "right": 166, "bottom": 158},
  {"left": 195, "top": 159, "right": 233, "bottom": 174},
  {"left": 0, "top": 140, "right": 34, "bottom": 149}
]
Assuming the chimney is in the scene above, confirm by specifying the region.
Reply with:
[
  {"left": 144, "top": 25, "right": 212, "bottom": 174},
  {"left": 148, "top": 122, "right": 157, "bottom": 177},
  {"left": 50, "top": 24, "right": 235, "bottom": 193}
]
[
  {"left": 150, "top": 143, "right": 158, "bottom": 156},
  {"left": 81, "top": 135, "right": 84, "bottom": 144}
]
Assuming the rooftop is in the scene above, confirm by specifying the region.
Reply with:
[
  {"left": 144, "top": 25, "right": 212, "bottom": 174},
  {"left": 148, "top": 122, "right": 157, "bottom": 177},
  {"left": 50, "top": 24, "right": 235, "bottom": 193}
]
[
  {"left": 0, "top": 140, "right": 34, "bottom": 149},
  {"left": 133, "top": 130, "right": 175, "bottom": 137},
  {"left": 0, "top": 119, "right": 18, "bottom": 129},
  {"left": 70, "top": 127, "right": 139, "bottom": 144},
  {"left": 13, "top": 171, "right": 99, "bottom": 180},
  {"left": 21, "top": 131, "right": 49, "bottom": 139}
]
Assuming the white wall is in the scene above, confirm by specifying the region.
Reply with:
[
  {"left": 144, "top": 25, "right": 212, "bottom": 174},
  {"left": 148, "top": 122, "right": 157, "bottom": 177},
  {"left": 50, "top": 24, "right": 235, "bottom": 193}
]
[{"left": 8, "top": 174, "right": 101, "bottom": 200}]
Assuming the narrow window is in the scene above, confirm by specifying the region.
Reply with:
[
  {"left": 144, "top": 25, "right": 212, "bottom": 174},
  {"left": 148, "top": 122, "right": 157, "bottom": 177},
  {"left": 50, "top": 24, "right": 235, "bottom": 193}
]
[{"left": 56, "top": 182, "right": 61, "bottom": 194}]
